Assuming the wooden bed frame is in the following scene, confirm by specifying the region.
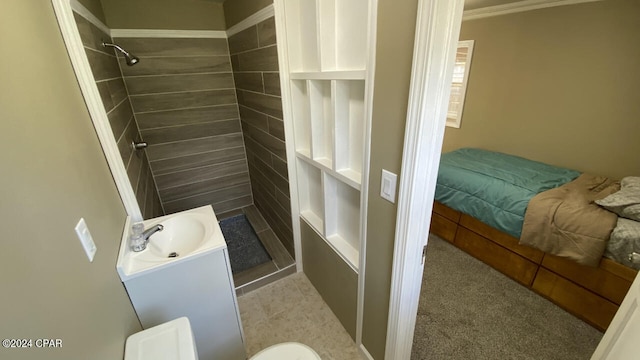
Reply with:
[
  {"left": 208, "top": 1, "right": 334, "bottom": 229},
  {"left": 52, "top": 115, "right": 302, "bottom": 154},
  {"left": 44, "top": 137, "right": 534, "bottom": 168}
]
[{"left": 430, "top": 201, "right": 638, "bottom": 331}]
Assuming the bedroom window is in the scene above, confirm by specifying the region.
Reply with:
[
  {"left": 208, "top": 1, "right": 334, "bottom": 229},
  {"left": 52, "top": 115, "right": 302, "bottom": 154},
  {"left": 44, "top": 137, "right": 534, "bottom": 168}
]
[{"left": 447, "top": 40, "right": 474, "bottom": 128}]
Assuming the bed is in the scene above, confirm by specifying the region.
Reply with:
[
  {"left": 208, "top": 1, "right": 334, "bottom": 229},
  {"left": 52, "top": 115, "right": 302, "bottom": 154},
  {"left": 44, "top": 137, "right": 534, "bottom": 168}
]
[{"left": 430, "top": 148, "right": 639, "bottom": 331}]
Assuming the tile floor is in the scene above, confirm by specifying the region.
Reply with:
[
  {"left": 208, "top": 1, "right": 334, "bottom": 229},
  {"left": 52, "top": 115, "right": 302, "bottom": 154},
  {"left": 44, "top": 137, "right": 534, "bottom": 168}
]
[{"left": 237, "top": 272, "right": 361, "bottom": 360}]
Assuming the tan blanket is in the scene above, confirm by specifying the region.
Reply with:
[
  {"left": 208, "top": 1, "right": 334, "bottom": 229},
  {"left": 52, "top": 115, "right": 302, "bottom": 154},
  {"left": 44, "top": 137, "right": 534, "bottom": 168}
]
[{"left": 520, "top": 174, "right": 620, "bottom": 267}]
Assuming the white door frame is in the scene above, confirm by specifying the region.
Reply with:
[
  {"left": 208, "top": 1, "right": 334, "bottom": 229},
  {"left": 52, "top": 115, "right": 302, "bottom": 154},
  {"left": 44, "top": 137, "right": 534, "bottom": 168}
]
[
  {"left": 52, "top": 0, "right": 143, "bottom": 221},
  {"left": 385, "top": 0, "right": 465, "bottom": 358}
]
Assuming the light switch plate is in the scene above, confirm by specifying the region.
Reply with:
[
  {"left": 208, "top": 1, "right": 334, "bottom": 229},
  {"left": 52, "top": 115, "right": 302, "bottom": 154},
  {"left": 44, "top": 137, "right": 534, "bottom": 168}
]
[
  {"left": 75, "top": 218, "right": 97, "bottom": 262},
  {"left": 380, "top": 169, "right": 398, "bottom": 203}
]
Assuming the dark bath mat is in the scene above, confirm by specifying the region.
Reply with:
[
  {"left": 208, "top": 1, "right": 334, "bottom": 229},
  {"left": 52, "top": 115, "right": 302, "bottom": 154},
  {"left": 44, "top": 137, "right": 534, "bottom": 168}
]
[{"left": 219, "top": 214, "right": 271, "bottom": 274}]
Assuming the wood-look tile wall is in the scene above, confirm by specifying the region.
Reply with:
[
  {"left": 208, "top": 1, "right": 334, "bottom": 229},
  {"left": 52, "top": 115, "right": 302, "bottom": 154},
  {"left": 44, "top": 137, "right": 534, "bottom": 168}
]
[
  {"left": 74, "top": 13, "right": 163, "bottom": 219},
  {"left": 114, "top": 37, "right": 253, "bottom": 215},
  {"left": 229, "top": 17, "right": 294, "bottom": 255}
]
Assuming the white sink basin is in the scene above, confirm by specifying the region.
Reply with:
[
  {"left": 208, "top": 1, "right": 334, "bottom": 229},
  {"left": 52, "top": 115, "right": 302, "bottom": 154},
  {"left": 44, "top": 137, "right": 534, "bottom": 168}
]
[{"left": 116, "top": 205, "right": 227, "bottom": 281}]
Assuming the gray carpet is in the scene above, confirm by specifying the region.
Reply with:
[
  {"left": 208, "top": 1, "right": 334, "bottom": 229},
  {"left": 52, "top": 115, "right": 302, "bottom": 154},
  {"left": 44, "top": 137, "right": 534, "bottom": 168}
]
[
  {"left": 412, "top": 235, "right": 603, "bottom": 360},
  {"left": 219, "top": 214, "right": 271, "bottom": 274}
]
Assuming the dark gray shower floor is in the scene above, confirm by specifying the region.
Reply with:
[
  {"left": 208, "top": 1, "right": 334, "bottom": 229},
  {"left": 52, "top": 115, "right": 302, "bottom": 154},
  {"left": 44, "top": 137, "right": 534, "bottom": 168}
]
[
  {"left": 219, "top": 214, "right": 271, "bottom": 274},
  {"left": 217, "top": 205, "right": 296, "bottom": 293}
]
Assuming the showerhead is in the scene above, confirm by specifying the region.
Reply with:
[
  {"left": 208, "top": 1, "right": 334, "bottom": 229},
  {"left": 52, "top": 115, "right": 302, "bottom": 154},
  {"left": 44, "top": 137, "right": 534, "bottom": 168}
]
[{"left": 102, "top": 42, "right": 140, "bottom": 66}]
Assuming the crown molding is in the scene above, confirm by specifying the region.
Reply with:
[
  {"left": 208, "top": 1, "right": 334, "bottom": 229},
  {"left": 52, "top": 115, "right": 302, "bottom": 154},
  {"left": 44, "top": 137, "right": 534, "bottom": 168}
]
[
  {"left": 463, "top": 0, "right": 604, "bottom": 21},
  {"left": 110, "top": 29, "right": 227, "bottom": 38}
]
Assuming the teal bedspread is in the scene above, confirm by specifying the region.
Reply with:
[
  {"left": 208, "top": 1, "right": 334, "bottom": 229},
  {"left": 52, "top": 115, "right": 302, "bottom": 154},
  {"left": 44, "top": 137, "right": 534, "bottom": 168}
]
[{"left": 435, "top": 148, "right": 580, "bottom": 238}]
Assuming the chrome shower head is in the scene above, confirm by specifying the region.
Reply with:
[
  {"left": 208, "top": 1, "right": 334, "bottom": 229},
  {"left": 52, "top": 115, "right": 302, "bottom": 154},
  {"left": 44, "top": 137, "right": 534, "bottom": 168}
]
[{"left": 102, "top": 42, "right": 140, "bottom": 66}]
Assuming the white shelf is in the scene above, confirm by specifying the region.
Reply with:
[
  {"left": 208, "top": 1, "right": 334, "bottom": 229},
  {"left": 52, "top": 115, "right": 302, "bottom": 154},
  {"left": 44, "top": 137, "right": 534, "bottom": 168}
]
[
  {"left": 291, "top": 80, "right": 311, "bottom": 155},
  {"left": 326, "top": 234, "right": 359, "bottom": 271},
  {"left": 333, "top": 80, "right": 365, "bottom": 184},
  {"left": 284, "top": 0, "right": 369, "bottom": 72},
  {"left": 296, "top": 152, "right": 360, "bottom": 191},
  {"left": 290, "top": 70, "right": 366, "bottom": 80},
  {"left": 324, "top": 174, "right": 361, "bottom": 271},
  {"left": 296, "top": 159, "right": 324, "bottom": 234},
  {"left": 309, "top": 80, "right": 333, "bottom": 169}
]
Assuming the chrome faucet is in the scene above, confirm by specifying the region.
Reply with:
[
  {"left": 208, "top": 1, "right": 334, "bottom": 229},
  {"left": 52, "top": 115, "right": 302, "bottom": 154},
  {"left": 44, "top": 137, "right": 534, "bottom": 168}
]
[
  {"left": 131, "top": 224, "right": 164, "bottom": 252},
  {"left": 142, "top": 224, "right": 164, "bottom": 241}
]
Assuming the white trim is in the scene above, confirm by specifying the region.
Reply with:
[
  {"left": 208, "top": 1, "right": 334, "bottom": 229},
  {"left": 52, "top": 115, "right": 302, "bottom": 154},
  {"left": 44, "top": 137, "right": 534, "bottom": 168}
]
[
  {"left": 52, "top": 0, "right": 143, "bottom": 221},
  {"left": 384, "top": 0, "right": 465, "bottom": 358},
  {"left": 273, "top": 0, "right": 303, "bottom": 272},
  {"left": 69, "top": 0, "right": 110, "bottom": 35},
  {"left": 226, "top": 5, "right": 275, "bottom": 37},
  {"left": 355, "top": 0, "right": 378, "bottom": 350},
  {"left": 463, "top": 0, "right": 604, "bottom": 21},
  {"left": 110, "top": 29, "right": 227, "bottom": 39},
  {"left": 359, "top": 343, "right": 375, "bottom": 360}
]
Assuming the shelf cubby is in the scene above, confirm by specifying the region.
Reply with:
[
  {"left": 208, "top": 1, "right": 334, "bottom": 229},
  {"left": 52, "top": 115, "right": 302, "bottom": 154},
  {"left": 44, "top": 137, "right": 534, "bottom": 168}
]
[
  {"left": 296, "top": 159, "right": 324, "bottom": 234},
  {"left": 309, "top": 80, "right": 333, "bottom": 169},
  {"left": 291, "top": 80, "right": 311, "bottom": 157},
  {"left": 284, "top": 0, "right": 369, "bottom": 73},
  {"left": 333, "top": 80, "right": 365, "bottom": 185},
  {"left": 318, "top": 0, "right": 369, "bottom": 71},
  {"left": 284, "top": 0, "right": 320, "bottom": 72},
  {"left": 323, "top": 173, "right": 361, "bottom": 270}
]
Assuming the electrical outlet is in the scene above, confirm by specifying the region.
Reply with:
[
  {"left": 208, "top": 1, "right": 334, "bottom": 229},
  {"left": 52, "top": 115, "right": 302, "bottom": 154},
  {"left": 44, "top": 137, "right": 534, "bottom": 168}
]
[{"left": 75, "top": 218, "right": 97, "bottom": 262}]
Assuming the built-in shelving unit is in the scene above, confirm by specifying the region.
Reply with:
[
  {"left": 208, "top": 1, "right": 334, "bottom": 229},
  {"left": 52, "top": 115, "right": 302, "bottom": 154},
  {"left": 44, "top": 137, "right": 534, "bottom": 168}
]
[{"left": 281, "top": 0, "right": 371, "bottom": 272}]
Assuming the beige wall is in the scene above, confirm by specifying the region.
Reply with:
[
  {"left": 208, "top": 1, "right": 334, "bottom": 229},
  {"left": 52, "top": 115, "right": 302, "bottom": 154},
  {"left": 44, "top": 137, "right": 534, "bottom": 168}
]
[
  {"left": 102, "top": 0, "right": 226, "bottom": 30},
  {"left": 444, "top": 0, "right": 640, "bottom": 179},
  {"left": 0, "top": 2, "right": 141, "bottom": 359},
  {"left": 362, "top": 0, "right": 419, "bottom": 358},
  {"left": 223, "top": 0, "right": 273, "bottom": 29},
  {"left": 77, "top": 0, "right": 106, "bottom": 23}
]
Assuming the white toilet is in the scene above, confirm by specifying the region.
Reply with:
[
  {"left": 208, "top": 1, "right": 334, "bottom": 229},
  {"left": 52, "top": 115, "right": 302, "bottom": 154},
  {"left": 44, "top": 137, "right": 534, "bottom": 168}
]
[
  {"left": 250, "top": 342, "right": 321, "bottom": 360},
  {"left": 124, "top": 317, "right": 321, "bottom": 360}
]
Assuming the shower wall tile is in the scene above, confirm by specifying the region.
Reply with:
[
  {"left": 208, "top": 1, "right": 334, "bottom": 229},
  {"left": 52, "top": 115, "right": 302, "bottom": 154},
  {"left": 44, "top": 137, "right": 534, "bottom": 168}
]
[
  {"left": 160, "top": 172, "right": 250, "bottom": 202},
  {"left": 268, "top": 117, "right": 285, "bottom": 141},
  {"left": 125, "top": 73, "right": 234, "bottom": 95},
  {"left": 85, "top": 49, "right": 122, "bottom": 81},
  {"left": 119, "top": 56, "right": 231, "bottom": 76},
  {"left": 146, "top": 133, "right": 244, "bottom": 161},
  {"left": 74, "top": 13, "right": 112, "bottom": 56},
  {"left": 107, "top": 99, "right": 134, "bottom": 141},
  {"left": 152, "top": 147, "right": 246, "bottom": 175},
  {"left": 234, "top": 72, "right": 264, "bottom": 93},
  {"left": 130, "top": 89, "right": 236, "bottom": 112},
  {"left": 230, "top": 16, "right": 293, "bottom": 255},
  {"left": 238, "top": 90, "right": 283, "bottom": 119},
  {"left": 239, "top": 106, "right": 269, "bottom": 132},
  {"left": 257, "top": 18, "right": 277, "bottom": 47},
  {"left": 116, "top": 34, "right": 253, "bottom": 214},
  {"left": 228, "top": 26, "right": 259, "bottom": 54},
  {"left": 163, "top": 185, "right": 253, "bottom": 215},
  {"left": 116, "top": 118, "right": 138, "bottom": 165},
  {"left": 155, "top": 159, "right": 248, "bottom": 190},
  {"left": 241, "top": 121, "right": 286, "bottom": 160},
  {"left": 141, "top": 119, "right": 241, "bottom": 144},
  {"left": 114, "top": 38, "right": 230, "bottom": 57},
  {"left": 234, "top": 46, "right": 279, "bottom": 72},
  {"left": 262, "top": 73, "right": 281, "bottom": 96},
  {"left": 136, "top": 105, "right": 239, "bottom": 129},
  {"left": 74, "top": 11, "right": 163, "bottom": 220}
]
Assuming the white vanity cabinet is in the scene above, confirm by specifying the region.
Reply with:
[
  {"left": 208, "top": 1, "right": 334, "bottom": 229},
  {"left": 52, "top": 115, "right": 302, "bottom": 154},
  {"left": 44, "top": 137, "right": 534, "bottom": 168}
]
[{"left": 117, "top": 207, "right": 245, "bottom": 360}]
